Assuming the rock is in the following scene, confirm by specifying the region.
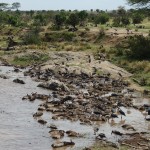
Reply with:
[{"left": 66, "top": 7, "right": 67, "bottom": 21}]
[
  {"left": 13, "top": 78, "right": 25, "bottom": 84},
  {"left": 37, "top": 79, "right": 69, "bottom": 91}
]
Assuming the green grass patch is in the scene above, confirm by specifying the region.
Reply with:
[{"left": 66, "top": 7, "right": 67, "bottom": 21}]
[
  {"left": 11, "top": 53, "right": 49, "bottom": 66},
  {"left": 44, "top": 32, "right": 76, "bottom": 42}
]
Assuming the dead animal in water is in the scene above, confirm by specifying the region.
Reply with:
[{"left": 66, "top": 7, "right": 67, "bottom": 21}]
[
  {"left": 38, "top": 119, "right": 47, "bottom": 125},
  {"left": 13, "top": 78, "right": 25, "bottom": 84},
  {"left": 33, "top": 112, "right": 43, "bottom": 117},
  {"left": 47, "top": 124, "right": 57, "bottom": 129},
  {"left": 122, "top": 124, "right": 136, "bottom": 131},
  {"left": 51, "top": 140, "right": 75, "bottom": 148},
  {"left": 38, "top": 107, "right": 46, "bottom": 111},
  {"left": 49, "top": 130, "right": 65, "bottom": 139},
  {"left": 66, "top": 130, "right": 80, "bottom": 137},
  {"left": 96, "top": 133, "right": 106, "bottom": 140},
  {"left": 111, "top": 130, "right": 123, "bottom": 136}
]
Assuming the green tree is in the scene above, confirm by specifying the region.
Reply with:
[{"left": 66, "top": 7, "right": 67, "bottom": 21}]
[
  {"left": 12, "top": 2, "right": 21, "bottom": 10},
  {"left": 113, "top": 6, "right": 130, "bottom": 27},
  {"left": 78, "top": 10, "right": 88, "bottom": 25},
  {"left": 121, "top": 17, "right": 130, "bottom": 26},
  {"left": 95, "top": 13, "right": 109, "bottom": 24},
  {"left": 117, "top": 6, "right": 126, "bottom": 16},
  {"left": 0, "top": 11, "right": 8, "bottom": 24},
  {"left": 78, "top": 10, "right": 88, "bottom": 21},
  {"left": 112, "top": 17, "right": 121, "bottom": 27},
  {"left": 132, "top": 13, "right": 143, "bottom": 24},
  {"left": 7, "top": 15, "right": 21, "bottom": 26},
  {"left": 96, "top": 9, "right": 100, "bottom": 13},
  {"left": 24, "top": 27, "right": 41, "bottom": 45},
  {"left": 34, "top": 14, "right": 47, "bottom": 26},
  {"left": 0, "top": 3, "right": 8, "bottom": 11},
  {"left": 54, "top": 14, "right": 66, "bottom": 29},
  {"left": 126, "top": 35, "right": 150, "bottom": 59},
  {"left": 127, "top": 0, "right": 150, "bottom": 8},
  {"left": 67, "top": 13, "right": 79, "bottom": 29}
]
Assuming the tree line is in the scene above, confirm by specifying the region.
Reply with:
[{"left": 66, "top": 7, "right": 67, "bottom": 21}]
[{"left": 0, "top": 5, "right": 149, "bottom": 28}]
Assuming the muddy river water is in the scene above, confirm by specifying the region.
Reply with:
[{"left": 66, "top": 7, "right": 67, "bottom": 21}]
[{"left": 0, "top": 66, "right": 150, "bottom": 150}]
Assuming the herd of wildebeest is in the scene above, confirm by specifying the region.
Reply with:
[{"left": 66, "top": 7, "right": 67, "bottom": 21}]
[{"left": 6, "top": 59, "right": 148, "bottom": 149}]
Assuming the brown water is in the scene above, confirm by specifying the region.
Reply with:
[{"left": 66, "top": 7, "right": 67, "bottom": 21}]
[{"left": 0, "top": 66, "right": 150, "bottom": 150}]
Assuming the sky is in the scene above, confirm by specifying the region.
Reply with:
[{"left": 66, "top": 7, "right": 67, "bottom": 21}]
[{"left": 1, "top": 0, "right": 130, "bottom": 10}]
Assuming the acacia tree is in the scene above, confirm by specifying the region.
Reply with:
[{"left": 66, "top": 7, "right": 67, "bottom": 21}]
[
  {"left": 12, "top": 2, "right": 21, "bottom": 10},
  {"left": 94, "top": 13, "right": 109, "bottom": 25},
  {"left": 78, "top": 10, "right": 88, "bottom": 25},
  {"left": 117, "top": 6, "right": 126, "bottom": 16},
  {"left": 127, "top": 0, "right": 150, "bottom": 8},
  {"left": 0, "top": 3, "right": 8, "bottom": 11},
  {"left": 54, "top": 14, "right": 66, "bottom": 29},
  {"left": 132, "top": 13, "right": 143, "bottom": 24},
  {"left": 67, "top": 13, "right": 79, "bottom": 29},
  {"left": 113, "top": 6, "right": 130, "bottom": 27}
]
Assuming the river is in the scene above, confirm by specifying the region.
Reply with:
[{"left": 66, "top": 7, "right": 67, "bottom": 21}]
[{"left": 0, "top": 65, "right": 150, "bottom": 150}]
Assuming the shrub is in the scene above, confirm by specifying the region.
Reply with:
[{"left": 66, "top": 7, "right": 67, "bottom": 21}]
[
  {"left": 12, "top": 53, "right": 49, "bottom": 66},
  {"left": 126, "top": 35, "right": 150, "bottom": 59},
  {"left": 132, "top": 13, "right": 143, "bottom": 24},
  {"left": 112, "top": 17, "right": 121, "bottom": 27},
  {"left": 44, "top": 32, "right": 75, "bottom": 42},
  {"left": 94, "top": 13, "right": 110, "bottom": 25},
  {"left": 97, "top": 28, "right": 105, "bottom": 39},
  {"left": 85, "top": 27, "right": 90, "bottom": 31},
  {"left": 24, "top": 29, "right": 41, "bottom": 45},
  {"left": 114, "top": 43, "right": 124, "bottom": 56}
]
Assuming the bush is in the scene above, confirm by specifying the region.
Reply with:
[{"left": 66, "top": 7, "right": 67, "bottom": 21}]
[
  {"left": 12, "top": 53, "right": 49, "bottom": 66},
  {"left": 44, "top": 32, "right": 75, "bottom": 42},
  {"left": 112, "top": 17, "right": 121, "bottom": 27},
  {"left": 94, "top": 13, "right": 110, "bottom": 25},
  {"left": 126, "top": 35, "right": 150, "bottom": 59},
  {"left": 24, "top": 31, "right": 41, "bottom": 45},
  {"left": 132, "top": 13, "right": 143, "bottom": 24},
  {"left": 97, "top": 28, "right": 105, "bottom": 39},
  {"left": 85, "top": 27, "right": 90, "bottom": 31}
]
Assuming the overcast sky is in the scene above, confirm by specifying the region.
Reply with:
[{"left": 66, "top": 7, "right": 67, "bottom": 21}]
[{"left": 1, "top": 0, "right": 130, "bottom": 10}]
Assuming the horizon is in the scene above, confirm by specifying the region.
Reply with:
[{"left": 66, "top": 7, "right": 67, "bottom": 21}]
[{"left": 1, "top": 0, "right": 130, "bottom": 11}]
